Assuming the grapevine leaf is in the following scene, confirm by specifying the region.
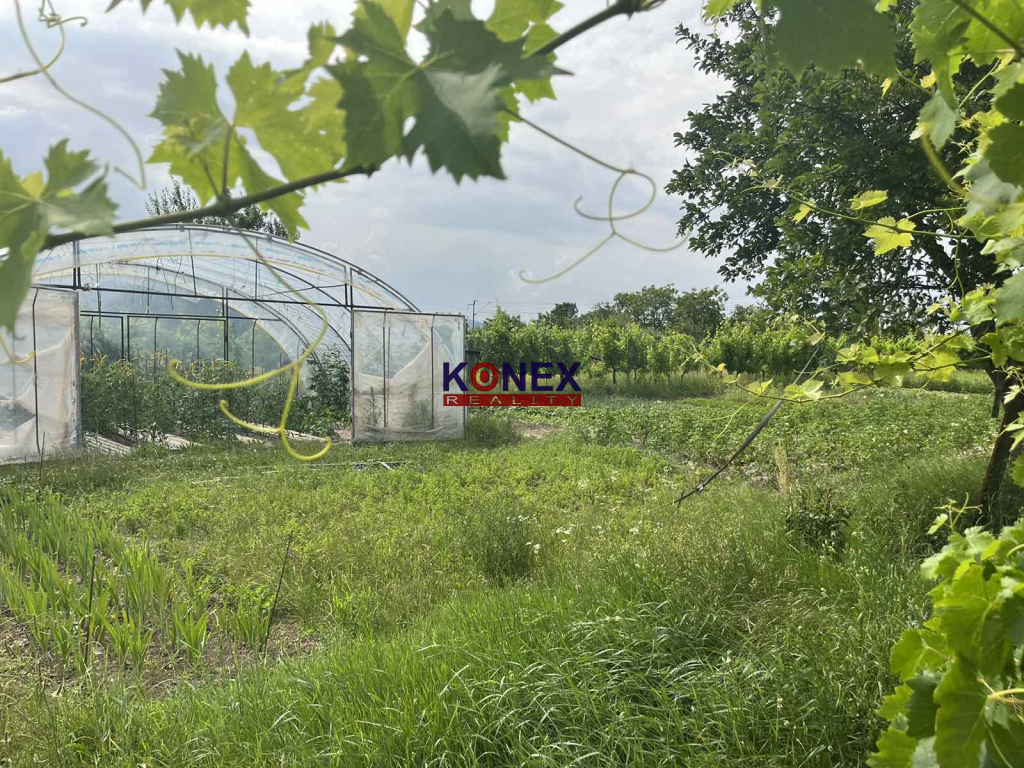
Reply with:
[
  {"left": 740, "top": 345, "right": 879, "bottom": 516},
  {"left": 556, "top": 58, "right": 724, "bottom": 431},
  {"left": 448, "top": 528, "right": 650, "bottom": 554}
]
[
  {"left": 986, "top": 123, "right": 1024, "bottom": 187},
  {"left": 850, "top": 190, "right": 888, "bottom": 210},
  {"left": 164, "top": 0, "right": 250, "bottom": 35},
  {"left": 793, "top": 202, "right": 812, "bottom": 222},
  {"left": 332, "top": 2, "right": 421, "bottom": 168},
  {"left": 935, "top": 563, "right": 1009, "bottom": 672},
  {"left": 228, "top": 52, "right": 344, "bottom": 182},
  {"left": 874, "top": 0, "right": 895, "bottom": 10},
  {"left": 993, "top": 62, "right": 1024, "bottom": 122},
  {"left": 868, "top": 726, "right": 916, "bottom": 768},
  {"left": 962, "top": 158, "right": 1024, "bottom": 225},
  {"left": 487, "top": 0, "right": 562, "bottom": 41},
  {"left": 933, "top": 659, "right": 988, "bottom": 768},
  {"left": 355, "top": 0, "right": 416, "bottom": 37},
  {"left": 890, "top": 628, "right": 948, "bottom": 678},
  {"left": 0, "top": 143, "right": 116, "bottom": 332},
  {"left": 994, "top": 272, "right": 1024, "bottom": 325},
  {"left": 770, "top": 0, "right": 897, "bottom": 76},
  {"left": 906, "top": 673, "right": 939, "bottom": 738},
  {"left": 428, "top": 11, "right": 561, "bottom": 86},
  {"left": 403, "top": 66, "right": 506, "bottom": 181},
  {"left": 1004, "top": 594, "right": 1024, "bottom": 644},
  {"left": 912, "top": 92, "right": 958, "bottom": 148},
  {"left": 703, "top": 0, "right": 743, "bottom": 20},
  {"left": 879, "top": 683, "right": 913, "bottom": 720},
  {"left": 864, "top": 217, "right": 916, "bottom": 255}
]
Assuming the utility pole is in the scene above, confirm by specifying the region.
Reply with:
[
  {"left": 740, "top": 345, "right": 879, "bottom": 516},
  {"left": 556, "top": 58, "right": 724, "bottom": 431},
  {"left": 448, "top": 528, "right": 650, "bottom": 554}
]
[{"left": 471, "top": 299, "right": 477, "bottom": 329}]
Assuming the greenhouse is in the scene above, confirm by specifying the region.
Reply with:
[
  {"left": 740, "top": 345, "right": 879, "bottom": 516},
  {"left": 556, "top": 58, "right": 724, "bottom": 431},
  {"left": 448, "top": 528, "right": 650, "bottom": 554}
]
[{"left": 0, "top": 225, "right": 466, "bottom": 463}]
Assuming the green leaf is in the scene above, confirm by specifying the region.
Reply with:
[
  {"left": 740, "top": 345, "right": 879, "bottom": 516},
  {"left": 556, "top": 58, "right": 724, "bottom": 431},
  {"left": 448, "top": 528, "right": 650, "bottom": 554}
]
[
  {"left": 869, "top": 726, "right": 916, "bottom": 768},
  {"left": 427, "top": 10, "right": 560, "bottom": 87},
  {"left": 912, "top": 92, "right": 958, "bottom": 148},
  {"left": 793, "top": 202, "right": 812, "bottom": 222},
  {"left": 227, "top": 52, "right": 344, "bottom": 182},
  {"left": 164, "top": 0, "right": 250, "bottom": 35},
  {"left": 703, "top": 0, "right": 743, "bottom": 19},
  {"left": 487, "top": 0, "right": 562, "bottom": 41},
  {"left": 994, "top": 272, "right": 1024, "bottom": 325},
  {"left": 961, "top": 158, "right": 1024, "bottom": 228},
  {"left": 770, "top": 0, "right": 897, "bottom": 76},
  {"left": 0, "top": 142, "right": 116, "bottom": 332},
  {"left": 850, "top": 190, "right": 889, "bottom": 210},
  {"left": 906, "top": 673, "right": 940, "bottom": 738},
  {"left": 1004, "top": 594, "right": 1024, "bottom": 645},
  {"left": 148, "top": 51, "right": 308, "bottom": 238},
  {"left": 356, "top": 0, "right": 416, "bottom": 38},
  {"left": 864, "top": 217, "right": 916, "bottom": 255},
  {"left": 935, "top": 563, "right": 1010, "bottom": 672},
  {"left": 933, "top": 658, "right": 988, "bottom": 768},
  {"left": 879, "top": 683, "right": 913, "bottom": 720},
  {"left": 874, "top": 0, "right": 895, "bottom": 10},
  {"left": 994, "top": 62, "right": 1024, "bottom": 122},
  {"left": 986, "top": 123, "right": 1024, "bottom": 187},
  {"left": 403, "top": 66, "right": 506, "bottom": 182},
  {"left": 890, "top": 628, "right": 948, "bottom": 679}
]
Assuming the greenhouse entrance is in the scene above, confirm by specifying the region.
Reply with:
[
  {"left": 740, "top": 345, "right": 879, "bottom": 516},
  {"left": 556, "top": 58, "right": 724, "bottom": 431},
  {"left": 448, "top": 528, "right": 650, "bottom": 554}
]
[{"left": 0, "top": 225, "right": 466, "bottom": 463}]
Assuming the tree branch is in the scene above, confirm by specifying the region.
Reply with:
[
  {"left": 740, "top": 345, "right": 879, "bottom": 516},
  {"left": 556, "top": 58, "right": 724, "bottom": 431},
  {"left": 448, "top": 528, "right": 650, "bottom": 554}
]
[
  {"left": 42, "top": 164, "right": 378, "bottom": 249},
  {"left": 532, "top": 0, "right": 661, "bottom": 57},
  {"left": 950, "top": 0, "right": 1024, "bottom": 58}
]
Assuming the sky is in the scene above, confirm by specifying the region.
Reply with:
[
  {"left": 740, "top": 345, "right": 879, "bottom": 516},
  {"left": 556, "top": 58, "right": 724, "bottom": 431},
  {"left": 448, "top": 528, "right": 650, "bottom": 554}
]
[{"left": 0, "top": 0, "right": 748, "bottom": 324}]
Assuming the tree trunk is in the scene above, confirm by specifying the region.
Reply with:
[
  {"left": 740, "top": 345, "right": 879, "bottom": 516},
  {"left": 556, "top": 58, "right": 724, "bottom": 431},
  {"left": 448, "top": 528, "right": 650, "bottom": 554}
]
[{"left": 980, "top": 368, "right": 1024, "bottom": 524}]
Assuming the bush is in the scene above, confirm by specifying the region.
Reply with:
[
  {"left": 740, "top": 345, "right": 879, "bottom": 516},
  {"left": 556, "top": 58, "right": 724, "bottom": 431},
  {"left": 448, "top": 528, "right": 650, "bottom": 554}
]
[
  {"left": 784, "top": 483, "right": 851, "bottom": 556},
  {"left": 81, "top": 346, "right": 351, "bottom": 442}
]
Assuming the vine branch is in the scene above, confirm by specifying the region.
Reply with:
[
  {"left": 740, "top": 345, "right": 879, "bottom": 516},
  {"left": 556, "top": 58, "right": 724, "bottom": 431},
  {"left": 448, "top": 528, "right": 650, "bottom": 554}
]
[{"left": 42, "top": 164, "right": 378, "bottom": 249}]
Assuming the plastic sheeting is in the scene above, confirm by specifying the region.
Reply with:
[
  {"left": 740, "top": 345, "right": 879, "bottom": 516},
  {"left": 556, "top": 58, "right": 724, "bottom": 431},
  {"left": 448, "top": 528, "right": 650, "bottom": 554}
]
[
  {"left": 352, "top": 311, "right": 465, "bottom": 443},
  {"left": 0, "top": 289, "right": 81, "bottom": 464},
  {"left": 32, "top": 226, "right": 420, "bottom": 360}
]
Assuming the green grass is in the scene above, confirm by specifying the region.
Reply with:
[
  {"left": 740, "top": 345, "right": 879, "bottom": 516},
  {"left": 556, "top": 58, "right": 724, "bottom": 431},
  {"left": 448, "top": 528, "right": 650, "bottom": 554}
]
[{"left": 0, "top": 387, "right": 1000, "bottom": 766}]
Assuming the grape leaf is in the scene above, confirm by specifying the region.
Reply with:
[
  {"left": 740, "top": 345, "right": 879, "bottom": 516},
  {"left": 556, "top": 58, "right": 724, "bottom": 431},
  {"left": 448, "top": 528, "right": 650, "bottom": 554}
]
[
  {"left": 890, "top": 628, "right": 948, "bottom": 678},
  {"left": 403, "top": 66, "right": 506, "bottom": 181},
  {"left": 356, "top": 0, "right": 416, "bottom": 37},
  {"left": 148, "top": 52, "right": 308, "bottom": 237},
  {"left": 933, "top": 659, "right": 988, "bottom": 768},
  {"left": 986, "top": 123, "right": 1024, "bottom": 186},
  {"left": 332, "top": 3, "right": 422, "bottom": 168},
  {"left": 864, "top": 217, "right": 916, "bottom": 254},
  {"left": 152, "top": 0, "right": 250, "bottom": 34},
  {"left": 962, "top": 158, "right": 1024, "bottom": 226},
  {"left": 851, "top": 190, "right": 888, "bottom": 210},
  {"left": 906, "top": 673, "right": 939, "bottom": 738},
  {"left": 994, "top": 271, "right": 1024, "bottom": 325},
  {"left": 227, "top": 53, "right": 344, "bottom": 182},
  {"left": 427, "top": 10, "right": 561, "bottom": 87},
  {"left": 994, "top": 62, "right": 1024, "bottom": 122},
  {"left": 487, "top": 0, "right": 562, "bottom": 41},
  {"left": 0, "top": 142, "right": 116, "bottom": 332},
  {"left": 793, "top": 202, "right": 812, "bottom": 222},
  {"left": 868, "top": 726, "right": 916, "bottom": 768},
  {"left": 770, "top": 0, "right": 897, "bottom": 76},
  {"left": 912, "top": 92, "right": 958, "bottom": 148}
]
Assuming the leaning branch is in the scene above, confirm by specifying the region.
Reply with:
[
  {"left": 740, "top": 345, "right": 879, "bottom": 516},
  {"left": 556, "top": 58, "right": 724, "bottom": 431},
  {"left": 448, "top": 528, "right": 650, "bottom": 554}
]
[
  {"left": 675, "top": 351, "right": 818, "bottom": 506},
  {"left": 42, "top": 164, "right": 378, "bottom": 249}
]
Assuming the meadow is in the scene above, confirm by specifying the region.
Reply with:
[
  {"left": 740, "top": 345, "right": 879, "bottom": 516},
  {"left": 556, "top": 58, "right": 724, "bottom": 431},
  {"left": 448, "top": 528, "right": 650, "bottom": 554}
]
[{"left": 0, "top": 380, "right": 998, "bottom": 766}]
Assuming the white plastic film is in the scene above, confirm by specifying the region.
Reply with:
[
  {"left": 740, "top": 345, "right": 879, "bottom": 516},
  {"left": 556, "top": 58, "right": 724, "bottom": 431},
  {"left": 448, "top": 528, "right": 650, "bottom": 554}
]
[
  {"left": 352, "top": 311, "right": 465, "bottom": 443},
  {"left": 0, "top": 289, "right": 81, "bottom": 464}
]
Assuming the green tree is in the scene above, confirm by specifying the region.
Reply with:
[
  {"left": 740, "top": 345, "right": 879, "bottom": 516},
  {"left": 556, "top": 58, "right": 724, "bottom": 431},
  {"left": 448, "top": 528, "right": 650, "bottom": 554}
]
[
  {"left": 535, "top": 301, "right": 578, "bottom": 327},
  {"left": 612, "top": 284, "right": 679, "bottom": 330},
  {"left": 666, "top": 1, "right": 989, "bottom": 335},
  {"left": 672, "top": 286, "right": 727, "bottom": 340},
  {"left": 145, "top": 180, "right": 293, "bottom": 238}
]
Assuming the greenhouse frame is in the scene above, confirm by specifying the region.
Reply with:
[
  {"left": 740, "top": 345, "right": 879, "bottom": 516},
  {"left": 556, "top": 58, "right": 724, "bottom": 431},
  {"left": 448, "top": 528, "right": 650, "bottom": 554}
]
[{"left": 0, "top": 225, "right": 466, "bottom": 463}]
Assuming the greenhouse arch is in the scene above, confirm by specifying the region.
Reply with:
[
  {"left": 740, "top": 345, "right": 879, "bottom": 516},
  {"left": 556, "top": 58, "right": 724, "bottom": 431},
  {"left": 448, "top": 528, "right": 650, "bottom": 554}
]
[{"left": 31, "top": 224, "right": 421, "bottom": 365}]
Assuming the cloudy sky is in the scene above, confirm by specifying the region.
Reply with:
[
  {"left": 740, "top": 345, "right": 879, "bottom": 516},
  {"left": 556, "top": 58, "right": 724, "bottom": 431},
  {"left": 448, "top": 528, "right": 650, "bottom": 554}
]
[{"left": 1, "top": 0, "right": 746, "bottom": 322}]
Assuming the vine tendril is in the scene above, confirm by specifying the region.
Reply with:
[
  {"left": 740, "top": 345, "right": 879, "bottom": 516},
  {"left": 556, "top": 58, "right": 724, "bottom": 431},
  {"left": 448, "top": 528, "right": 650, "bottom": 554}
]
[{"left": 507, "top": 110, "right": 685, "bottom": 285}]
